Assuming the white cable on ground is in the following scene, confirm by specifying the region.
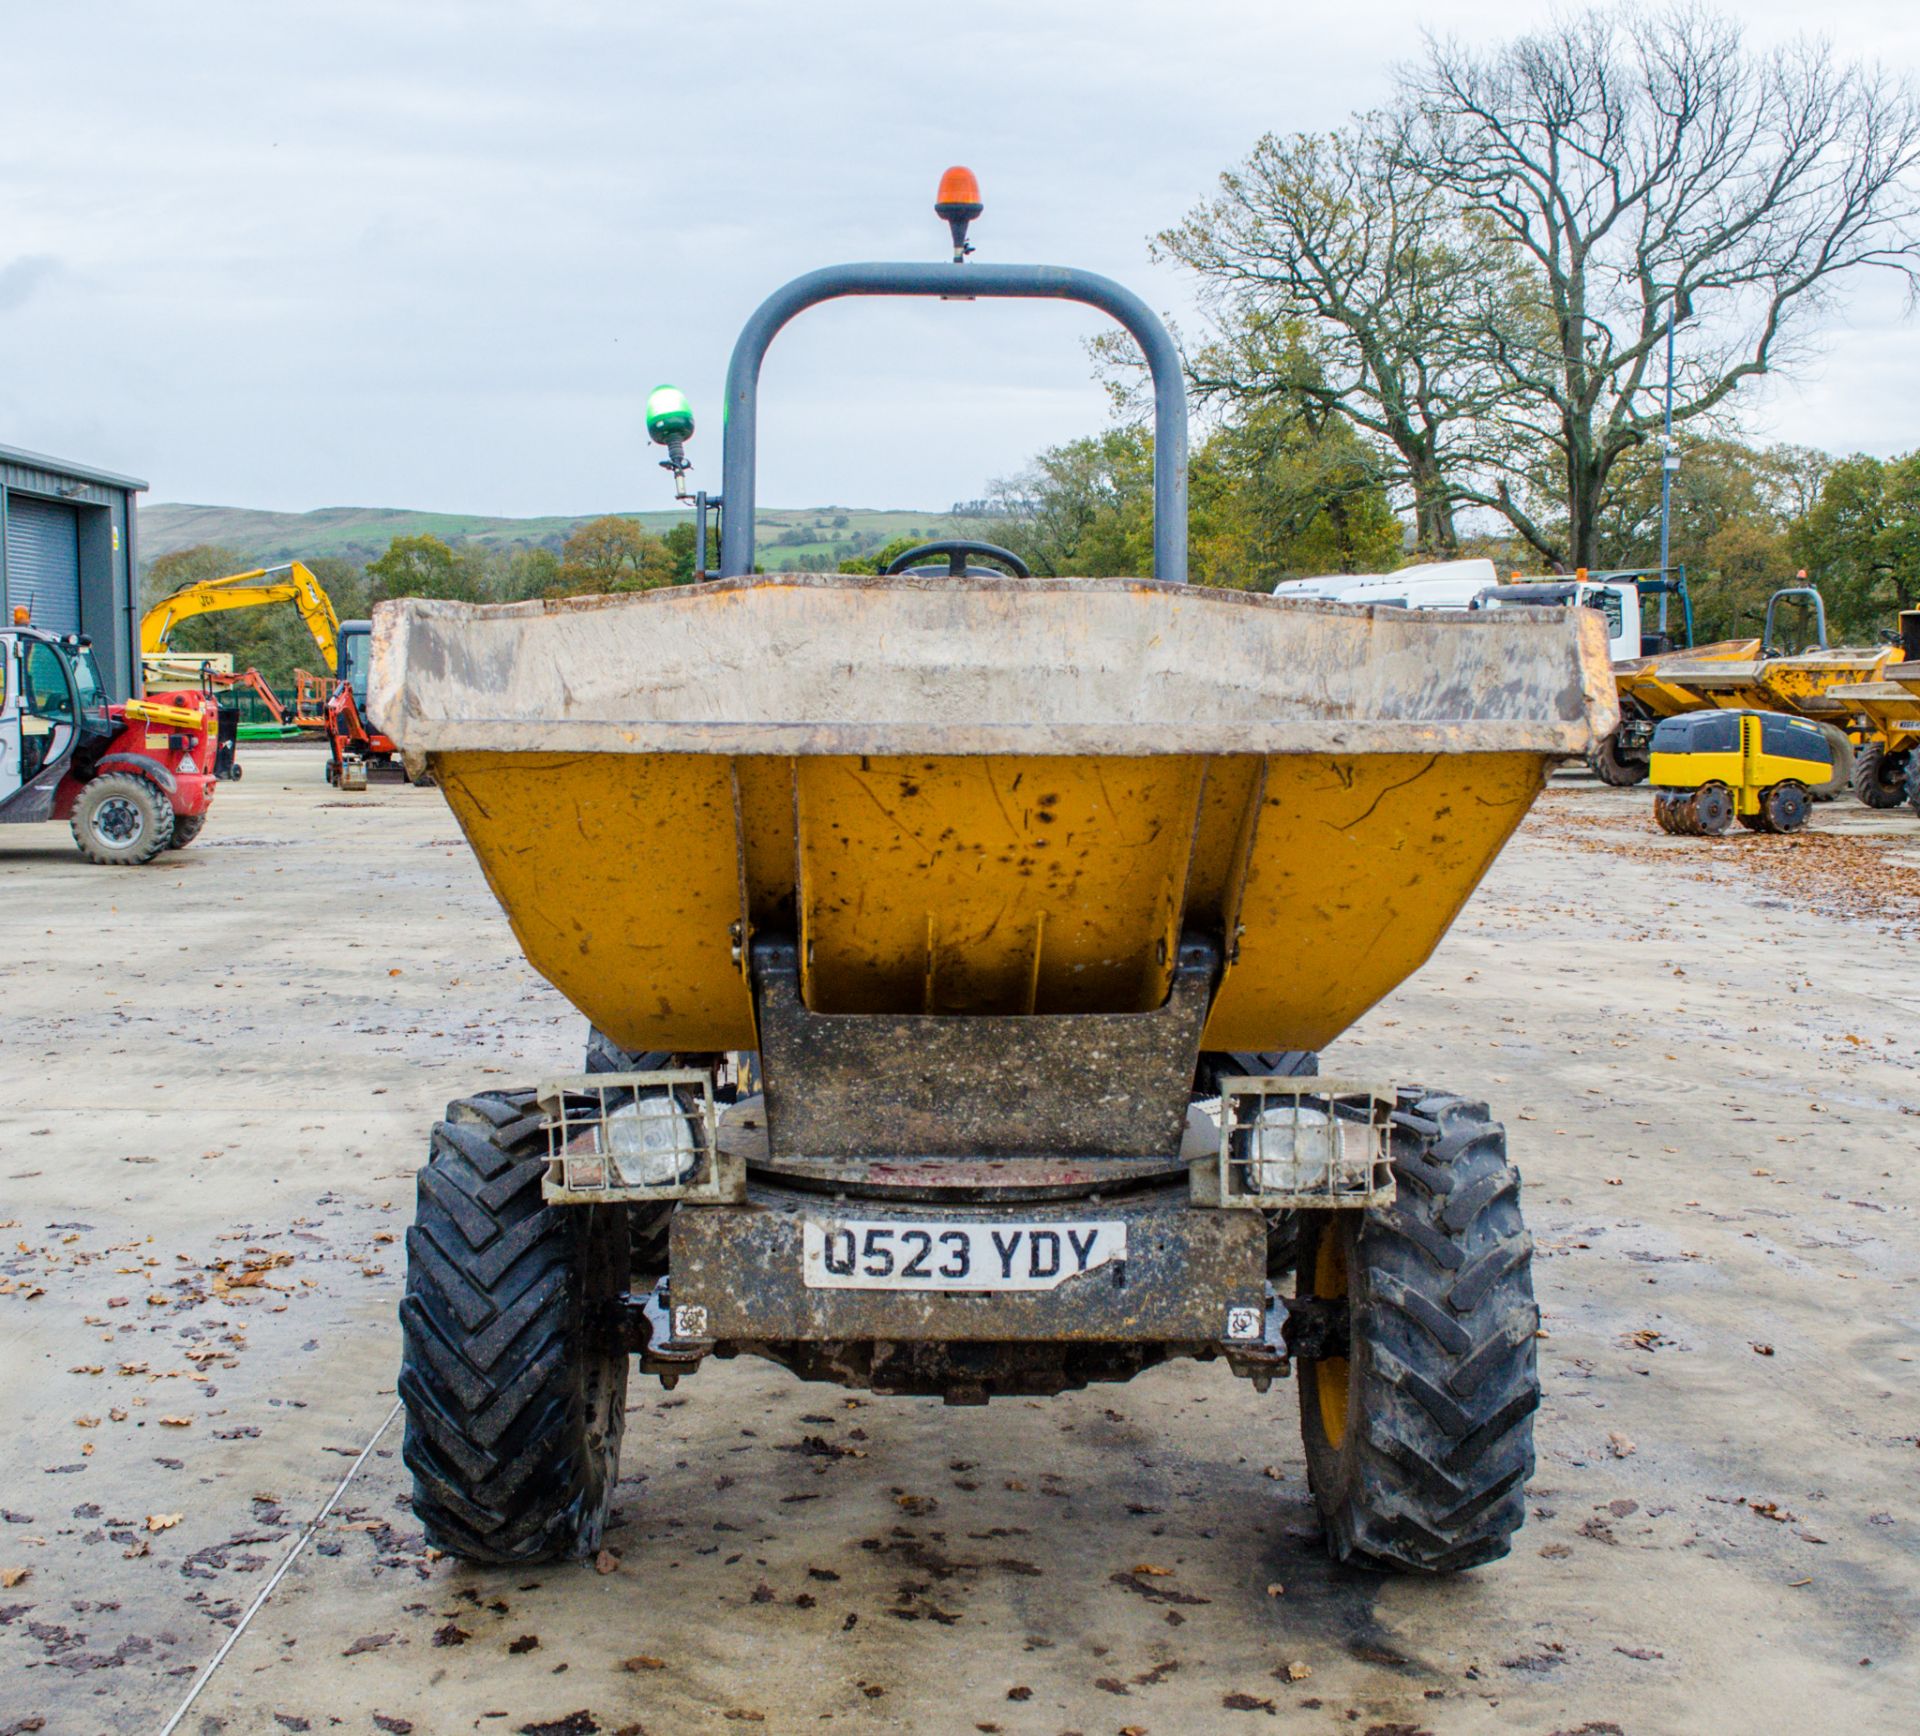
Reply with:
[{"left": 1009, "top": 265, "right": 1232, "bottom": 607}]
[{"left": 155, "top": 1398, "right": 403, "bottom": 1736}]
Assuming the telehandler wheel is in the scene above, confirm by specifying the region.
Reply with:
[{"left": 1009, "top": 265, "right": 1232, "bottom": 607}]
[
  {"left": 1907, "top": 748, "right": 1920, "bottom": 818},
  {"left": 1295, "top": 1092, "right": 1539, "bottom": 1574},
  {"left": 71, "top": 772, "right": 174, "bottom": 865},
  {"left": 399, "top": 1091, "right": 630, "bottom": 1565},
  {"left": 1851, "top": 745, "right": 1910, "bottom": 809},
  {"left": 165, "top": 812, "right": 207, "bottom": 851},
  {"left": 1754, "top": 780, "right": 1811, "bottom": 835},
  {"left": 1587, "top": 727, "right": 1649, "bottom": 787}
]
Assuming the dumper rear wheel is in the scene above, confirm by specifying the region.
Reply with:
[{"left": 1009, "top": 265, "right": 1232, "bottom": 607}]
[
  {"left": 1295, "top": 1092, "right": 1538, "bottom": 1573},
  {"left": 1588, "top": 727, "right": 1649, "bottom": 786},
  {"left": 399, "top": 1090, "right": 630, "bottom": 1564},
  {"left": 1852, "top": 744, "right": 1909, "bottom": 809}
]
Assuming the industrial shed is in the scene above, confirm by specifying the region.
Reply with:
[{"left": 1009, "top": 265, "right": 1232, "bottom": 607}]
[{"left": 1, "top": 443, "right": 147, "bottom": 702}]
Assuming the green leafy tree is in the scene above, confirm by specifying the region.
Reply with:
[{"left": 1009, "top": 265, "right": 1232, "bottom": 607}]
[
  {"left": 663, "top": 522, "right": 700, "bottom": 584},
  {"left": 548, "top": 516, "right": 675, "bottom": 596},
  {"left": 498, "top": 545, "right": 561, "bottom": 600},
  {"left": 979, "top": 416, "right": 1401, "bottom": 587},
  {"left": 366, "top": 533, "right": 484, "bottom": 604},
  {"left": 1793, "top": 453, "right": 1920, "bottom": 641}
]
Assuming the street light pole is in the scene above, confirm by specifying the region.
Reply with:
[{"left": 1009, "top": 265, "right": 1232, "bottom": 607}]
[{"left": 1657, "top": 304, "right": 1678, "bottom": 633}]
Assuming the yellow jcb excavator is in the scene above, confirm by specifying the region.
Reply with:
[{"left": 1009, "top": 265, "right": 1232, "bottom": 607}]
[
  {"left": 140, "top": 561, "right": 420, "bottom": 784},
  {"left": 140, "top": 561, "right": 343, "bottom": 684}
]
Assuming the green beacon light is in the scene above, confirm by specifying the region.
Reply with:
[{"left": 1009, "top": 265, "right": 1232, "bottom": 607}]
[{"left": 646, "top": 384, "right": 696, "bottom": 488}]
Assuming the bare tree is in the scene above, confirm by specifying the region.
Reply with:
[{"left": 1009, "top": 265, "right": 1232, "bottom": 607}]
[
  {"left": 1403, "top": 4, "right": 1920, "bottom": 567},
  {"left": 1158, "top": 124, "right": 1522, "bottom": 556}
]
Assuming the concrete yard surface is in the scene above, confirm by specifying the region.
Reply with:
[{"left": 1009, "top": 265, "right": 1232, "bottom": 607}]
[{"left": 2, "top": 745, "right": 1916, "bottom": 1734}]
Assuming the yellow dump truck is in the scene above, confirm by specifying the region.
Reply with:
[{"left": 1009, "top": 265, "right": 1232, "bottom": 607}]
[
  {"left": 372, "top": 175, "right": 1617, "bottom": 1581},
  {"left": 1826, "top": 613, "right": 1920, "bottom": 811}
]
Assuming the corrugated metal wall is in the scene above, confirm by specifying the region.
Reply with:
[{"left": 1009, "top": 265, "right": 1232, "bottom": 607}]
[
  {"left": 0, "top": 447, "right": 145, "bottom": 701},
  {"left": 4, "top": 495, "right": 82, "bottom": 635}
]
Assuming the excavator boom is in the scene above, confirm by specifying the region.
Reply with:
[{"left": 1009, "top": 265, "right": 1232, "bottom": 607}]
[{"left": 140, "top": 562, "right": 343, "bottom": 674}]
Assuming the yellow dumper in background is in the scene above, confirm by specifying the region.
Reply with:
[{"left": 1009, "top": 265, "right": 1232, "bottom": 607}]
[{"left": 371, "top": 172, "right": 1617, "bottom": 1586}]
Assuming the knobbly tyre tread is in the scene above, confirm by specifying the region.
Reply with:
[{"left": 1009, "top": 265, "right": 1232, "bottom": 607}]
[
  {"left": 165, "top": 812, "right": 207, "bottom": 850},
  {"left": 70, "top": 770, "right": 174, "bottom": 865},
  {"left": 1588, "top": 726, "right": 1649, "bottom": 786},
  {"left": 1851, "top": 745, "right": 1908, "bottom": 809},
  {"left": 399, "top": 1090, "right": 629, "bottom": 1564},
  {"left": 1907, "top": 748, "right": 1920, "bottom": 819},
  {"left": 1297, "top": 1089, "right": 1539, "bottom": 1573},
  {"left": 585, "top": 1027, "right": 671, "bottom": 1076}
]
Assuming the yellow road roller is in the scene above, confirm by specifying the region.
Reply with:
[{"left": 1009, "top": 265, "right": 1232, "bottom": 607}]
[
  {"left": 371, "top": 172, "right": 1617, "bottom": 1581},
  {"left": 1650, "top": 709, "right": 1837, "bottom": 835}
]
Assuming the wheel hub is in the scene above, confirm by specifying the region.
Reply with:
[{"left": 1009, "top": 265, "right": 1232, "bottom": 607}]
[{"left": 95, "top": 796, "right": 144, "bottom": 845}]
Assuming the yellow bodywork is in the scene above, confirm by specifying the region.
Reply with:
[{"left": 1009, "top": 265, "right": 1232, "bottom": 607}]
[
  {"left": 139, "top": 562, "right": 342, "bottom": 673},
  {"left": 435, "top": 745, "right": 1546, "bottom": 1057},
  {"left": 1615, "top": 636, "right": 1759, "bottom": 721},
  {"left": 1650, "top": 714, "right": 1834, "bottom": 816},
  {"left": 1635, "top": 645, "right": 1897, "bottom": 723},
  {"left": 122, "top": 698, "right": 207, "bottom": 731},
  {"left": 1827, "top": 661, "right": 1920, "bottom": 756}
]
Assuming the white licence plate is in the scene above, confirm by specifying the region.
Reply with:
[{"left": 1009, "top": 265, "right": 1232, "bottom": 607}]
[{"left": 802, "top": 1218, "right": 1126, "bottom": 1292}]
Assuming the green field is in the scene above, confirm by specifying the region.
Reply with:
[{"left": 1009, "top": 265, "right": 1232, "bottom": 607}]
[{"left": 139, "top": 502, "right": 971, "bottom": 571}]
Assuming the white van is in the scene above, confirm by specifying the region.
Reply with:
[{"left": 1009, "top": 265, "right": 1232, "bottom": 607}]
[{"left": 1273, "top": 559, "right": 1646, "bottom": 663}]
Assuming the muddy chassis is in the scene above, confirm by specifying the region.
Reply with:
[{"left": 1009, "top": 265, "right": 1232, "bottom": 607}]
[{"left": 398, "top": 935, "right": 1539, "bottom": 1577}]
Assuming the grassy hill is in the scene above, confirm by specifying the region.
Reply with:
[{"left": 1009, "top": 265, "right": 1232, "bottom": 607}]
[{"left": 139, "top": 502, "right": 971, "bottom": 573}]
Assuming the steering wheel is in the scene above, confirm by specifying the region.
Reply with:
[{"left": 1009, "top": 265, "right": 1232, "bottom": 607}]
[{"left": 882, "top": 539, "right": 1031, "bottom": 578}]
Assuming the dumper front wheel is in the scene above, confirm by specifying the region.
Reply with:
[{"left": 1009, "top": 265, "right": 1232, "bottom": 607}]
[
  {"left": 400, "top": 1091, "right": 630, "bottom": 1564},
  {"left": 1295, "top": 1092, "right": 1538, "bottom": 1574}
]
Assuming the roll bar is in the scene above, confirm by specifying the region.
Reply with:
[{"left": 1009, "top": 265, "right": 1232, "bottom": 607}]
[{"left": 719, "top": 261, "right": 1188, "bottom": 583}]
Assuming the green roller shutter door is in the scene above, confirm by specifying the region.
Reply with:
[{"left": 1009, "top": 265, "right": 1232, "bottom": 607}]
[{"left": 5, "top": 494, "right": 83, "bottom": 637}]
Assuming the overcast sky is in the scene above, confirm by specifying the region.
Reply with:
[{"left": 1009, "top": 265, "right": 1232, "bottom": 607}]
[{"left": 1, "top": 0, "right": 1917, "bottom": 518}]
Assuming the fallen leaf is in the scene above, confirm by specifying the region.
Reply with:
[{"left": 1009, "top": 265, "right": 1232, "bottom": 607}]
[
  {"left": 621, "top": 1655, "right": 666, "bottom": 1672},
  {"left": 146, "top": 1513, "right": 182, "bottom": 1532},
  {"left": 343, "top": 1633, "right": 396, "bottom": 1657},
  {"left": 0, "top": 1567, "right": 28, "bottom": 1587},
  {"left": 432, "top": 1623, "right": 470, "bottom": 1647},
  {"left": 594, "top": 1549, "right": 620, "bottom": 1575},
  {"left": 1281, "top": 1661, "right": 1311, "bottom": 1681},
  {"left": 1131, "top": 1563, "right": 1175, "bottom": 1576},
  {"left": 1223, "top": 1691, "right": 1276, "bottom": 1711},
  {"left": 1751, "top": 1342, "right": 1775, "bottom": 1356},
  {"left": 507, "top": 1633, "right": 540, "bottom": 1654},
  {"left": 1006, "top": 1687, "right": 1032, "bottom": 1702},
  {"left": 1606, "top": 1431, "right": 1636, "bottom": 1458},
  {"left": 159, "top": 1416, "right": 193, "bottom": 1428}
]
